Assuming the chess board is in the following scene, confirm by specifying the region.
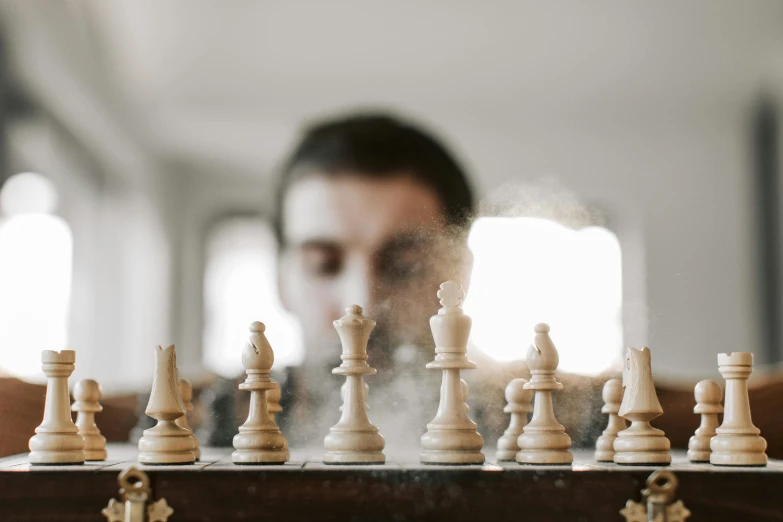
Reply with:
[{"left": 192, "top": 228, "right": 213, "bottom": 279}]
[{"left": 1, "top": 444, "right": 782, "bottom": 521}]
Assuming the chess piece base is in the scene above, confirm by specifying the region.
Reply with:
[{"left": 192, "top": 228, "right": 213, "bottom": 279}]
[
  {"left": 496, "top": 432, "right": 522, "bottom": 461},
  {"left": 613, "top": 433, "right": 671, "bottom": 465},
  {"left": 83, "top": 433, "right": 107, "bottom": 461},
  {"left": 687, "top": 435, "right": 711, "bottom": 463},
  {"left": 420, "top": 450, "right": 485, "bottom": 465},
  {"left": 594, "top": 434, "right": 616, "bottom": 462},
  {"left": 710, "top": 433, "right": 768, "bottom": 466},
  {"left": 139, "top": 423, "right": 196, "bottom": 465},
  {"left": 28, "top": 432, "right": 85, "bottom": 465},
  {"left": 323, "top": 451, "right": 385, "bottom": 464},
  {"left": 232, "top": 430, "right": 288, "bottom": 465},
  {"left": 516, "top": 430, "right": 573, "bottom": 465},
  {"left": 495, "top": 449, "right": 518, "bottom": 462},
  {"left": 516, "top": 449, "right": 573, "bottom": 465}
]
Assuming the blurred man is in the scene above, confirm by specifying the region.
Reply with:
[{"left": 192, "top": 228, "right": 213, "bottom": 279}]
[{"left": 273, "top": 113, "right": 482, "bottom": 449}]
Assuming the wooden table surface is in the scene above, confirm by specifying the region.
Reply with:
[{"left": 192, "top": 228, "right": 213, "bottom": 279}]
[{"left": 1, "top": 444, "right": 782, "bottom": 521}]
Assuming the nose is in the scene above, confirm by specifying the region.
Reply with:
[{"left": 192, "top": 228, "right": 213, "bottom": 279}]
[{"left": 341, "top": 258, "right": 373, "bottom": 314}]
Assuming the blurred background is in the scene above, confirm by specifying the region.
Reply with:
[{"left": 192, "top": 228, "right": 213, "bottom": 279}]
[{"left": 0, "top": 0, "right": 782, "bottom": 397}]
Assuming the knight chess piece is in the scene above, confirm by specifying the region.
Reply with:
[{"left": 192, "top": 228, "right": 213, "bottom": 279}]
[
  {"left": 420, "top": 281, "right": 484, "bottom": 465},
  {"left": 232, "top": 322, "right": 288, "bottom": 464},
  {"left": 176, "top": 378, "right": 201, "bottom": 461},
  {"left": 72, "top": 379, "right": 107, "bottom": 461},
  {"left": 138, "top": 345, "right": 196, "bottom": 465},
  {"left": 324, "top": 305, "right": 385, "bottom": 464},
  {"left": 28, "top": 350, "right": 85, "bottom": 465},
  {"left": 516, "top": 323, "right": 573, "bottom": 465},
  {"left": 594, "top": 378, "right": 626, "bottom": 462},
  {"left": 613, "top": 347, "right": 671, "bottom": 466},
  {"left": 496, "top": 378, "right": 533, "bottom": 461},
  {"left": 710, "top": 352, "right": 767, "bottom": 466}
]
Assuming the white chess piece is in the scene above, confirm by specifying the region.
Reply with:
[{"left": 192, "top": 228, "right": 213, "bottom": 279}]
[
  {"left": 339, "top": 380, "right": 369, "bottom": 412},
  {"left": 461, "top": 379, "right": 470, "bottom": 415},
  {"left": 516, "top": 324, "right": 572, "bottom": 465},
  {"left": 176, "top": 378, "right": 201, "bottom": 461},
  {"left": 324, "top": 305, "right": 385, "bottom": 464},
  {"left": 496, "top": 378, "right": 533, "bottom": 461},
  {"left": 29, "top": 350, "right": 85, "bottom": 465},
  {"left": 267, "top": 379, "right": 283, "bottom": 422},
  {"left": 420, "top": 281, "right": 484, "bottom": 465},
  {"left": 233, "top": 322, "right": 288, "bottom": 464},
  {"left": 710, "top": 352, "right": 767, "bottom": 466},
  {"left": 72, "top": 379, "right": 107, "bottom": 461},
  {"left": 687, "top": 379, "right": 722, "bottom": 463},
  {"left": 613, "top": 347, "right": 671, "bottom": 465},
  {"left": 138, "top": 345, "right": 196, "bottom": 465},
  {"left": 594, "top": 378, "right": 626, "bottom": 462}
]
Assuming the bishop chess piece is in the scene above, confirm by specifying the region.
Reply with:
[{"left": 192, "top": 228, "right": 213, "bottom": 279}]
[
  {"left": 233, "top": 322, "right": 288, "bottom": 464},
  {"left": 516, "top": 324, "right": 572, "bottom": 465},
  {"left": 72, "top": 379, "right": 107, "bottom": 461},
  {"left": 324, "top": 305, "right": 385, "bottom": 464},
  {"left": 138, "top": 345, "right": 196, "bottom": 465},
  {"left": 29, "top": 350, "right": 85, "bottom": 465},
  {"left": 594, "top": 378, "right": 626, "bottom": 462},
  {"left": 614, "top": 347, "right": 671, "bottom": 465},
  {"left": 496, "top": 378, "right": 533, "bottom": 461},
  {"left": 176, "top": 378, "right": 201, "bottom": 461},
  {"left": 710, "top": 352, "right": 767, "bottom": 466},
  {"left": 420, "top": 281, "right": 484, "bottom": 465}
]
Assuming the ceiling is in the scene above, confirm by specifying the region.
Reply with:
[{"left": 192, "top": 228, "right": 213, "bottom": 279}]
[{"left": 3, "top": 0, "right": 783, "bottom": 177}]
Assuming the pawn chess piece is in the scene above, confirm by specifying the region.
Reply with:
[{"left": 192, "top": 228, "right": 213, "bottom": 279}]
[
  {"left": 594, "top": 379, "right": 626, "bottom": 462},
  {"left": 267, "top": 380, "right": 283, "bottom": 422},
  {"left": 496, "top": 378, "right": 533, "bottom": 461},
  {"left": 138, "top": 345, "right": 196, "bottom": 464},
  {"left": 324, "top": 305, "right": 385, "bottom": 464},
  {"left": 687, "top": 380, "right": 722, "bottom": 463},
  {"left": 710, "top": 352, "right": 767, "bottom": 466},
  {"left": 516, "top": 324, "right": 572, "bottom": 465},
  {"left": 29, "top": 350, "right": 85, "bottom": 465},
  {"left": 613, "top": 347, "right": 671, "bottom": 465},
  {"left": 420, "top": 281, "right": 484, "bottom": 465},
  {"left": 232, "top": 322, "right": 288, "bottom": 464},
  {"left": 72, "top": 379, "right": 107, "bottom": 461},
  {"left": 176, "top": 378, "right": 201, "bottom": 461}
]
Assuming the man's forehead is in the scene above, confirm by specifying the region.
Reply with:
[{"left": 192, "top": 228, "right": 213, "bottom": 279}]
[{"left": 282, "top": 174, "right": 445, "bottom": 248}]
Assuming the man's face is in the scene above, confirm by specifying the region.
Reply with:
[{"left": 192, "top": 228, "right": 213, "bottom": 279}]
[{"left": 278, "top": 173, "right": 467, "bottom": 369}]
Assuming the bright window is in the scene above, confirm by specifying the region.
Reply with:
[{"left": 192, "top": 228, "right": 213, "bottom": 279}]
[
  {"left": 0, "top": 173, "right": 72, "bottom": 378},
  {"left": 463, "top": 217, "right": 623, "bottom": 374},
  {"left": 202, "top": 218, "right": 303, "bottom": 377}
]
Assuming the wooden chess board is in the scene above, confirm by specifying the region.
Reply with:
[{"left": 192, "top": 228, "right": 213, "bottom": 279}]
[{"left": 1, "top": 444, "right": 781, "bottom": 521}]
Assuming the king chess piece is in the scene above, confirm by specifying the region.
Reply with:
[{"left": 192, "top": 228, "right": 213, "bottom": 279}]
[
  {"left": 710, "top": 352, "right": 767, "bottom": 466},
  {"left": 72, "top": 379, "right": 107, "bottom": 461},
  {"left": 29, "top": 350, "right": 85, "bottom": 465},
  {"left": 613, "top": 347, "right": 671, "bottom": 465},
  {"left": 176, "top": 378, "right": 201, "bottom": 461},
  {"left": 233, "top": 322, "right": 288, "bottom": 464},
  {"left": 516, "top": 324, "right": 572, "bottom": 465},
  {"left": 420, "top": 281, "right": 484, "bottom": 465},
  {"left": 138, "top": 345, "right": 196, "bottom": 465},
  {"left": 324, "top": 305, "right": 385, "bottom": 464},
  {"left": 496, "top": 378, "right": 533, "bottom": 461},
  {"left": 594, "top": 378, "right": 626, "bottom": 462}
]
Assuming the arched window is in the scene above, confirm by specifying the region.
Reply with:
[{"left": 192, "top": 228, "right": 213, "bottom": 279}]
[
  {"left": 463, "top": 217, "right": 623, "bottom": 374},
  {"left": 202, "top": 217, "right": 303, "bottom": 377},
  {"left": 0, "top": 173, "right": 73, "bottom": 378}
]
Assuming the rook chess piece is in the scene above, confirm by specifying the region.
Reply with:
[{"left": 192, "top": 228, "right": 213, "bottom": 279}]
[
  {"left": 516, "top": 324, "right": 572, "bottom": 465},
  {"left": 138, "top": 345, "right": 196, "bottom": 464},
  {"left": 710, "top": 352, "right": 767, "bottom": 466},
  {"left": 687, "top": 379, "right": 722, "bottom": 463},
  {"left": 613, "top": 347, "right": 671, "bottom": 465},
  {"left": 232, "top": 322, "right": 288, "bottom": 464},
  {"left": 72, "top": 379, "right": 107, "bottom": 461},
  {"left": 420, "top": 281, "right": 484, "bottom": 465},
  {"left": 496, "top": 378, "right": 533, "bottom": 461},
  {"left": 176, "top": 378, "right": 201, "bottom": 461},
  {"left": 594, "top": 378, "right": 626, "bottom": 462},
  {"left": 324, "top": 305, "right": 385, "bottom": 464},
  {"left": 29, "top": 350, "right": 85, "bottom": 465}
]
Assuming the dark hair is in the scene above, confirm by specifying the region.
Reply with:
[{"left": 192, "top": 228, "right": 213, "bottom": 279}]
[{"left": 273, "top": 112, "right": 474, "bottom": 245}]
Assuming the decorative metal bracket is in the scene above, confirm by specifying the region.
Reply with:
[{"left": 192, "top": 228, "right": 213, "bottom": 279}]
[
  {"left": 102, "top": 467, "right": 174, "bottom": 522},
  {"left": 621, "top": 469, "right": 691, "bottom": 522}
]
